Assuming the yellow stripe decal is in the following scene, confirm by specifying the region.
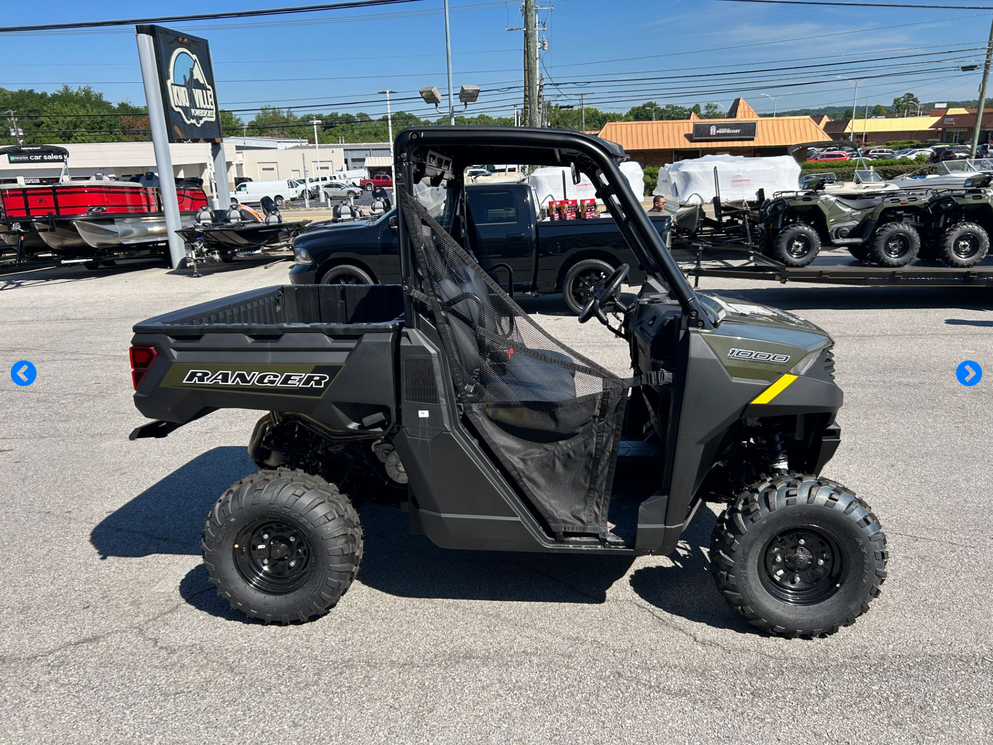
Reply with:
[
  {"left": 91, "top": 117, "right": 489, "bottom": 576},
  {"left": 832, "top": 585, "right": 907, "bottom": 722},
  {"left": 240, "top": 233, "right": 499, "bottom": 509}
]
[{"left": 751, "top": 374, "right": 798, "bottom": 405}]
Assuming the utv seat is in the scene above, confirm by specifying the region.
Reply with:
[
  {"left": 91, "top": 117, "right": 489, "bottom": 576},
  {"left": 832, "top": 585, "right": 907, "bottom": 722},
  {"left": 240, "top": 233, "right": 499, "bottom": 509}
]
[
  {"left": 500, "top": 349, "right": 576, "bottom": 402},
  {"left": 832, "top": 196, "right": 883, "bottom": 211}
]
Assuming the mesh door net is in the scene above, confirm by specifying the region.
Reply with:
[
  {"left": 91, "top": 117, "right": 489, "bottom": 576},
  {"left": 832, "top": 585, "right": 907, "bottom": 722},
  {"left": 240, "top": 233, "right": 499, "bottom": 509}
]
[{"left": 400, "top": 190, "right": 626, "bottom": 536}]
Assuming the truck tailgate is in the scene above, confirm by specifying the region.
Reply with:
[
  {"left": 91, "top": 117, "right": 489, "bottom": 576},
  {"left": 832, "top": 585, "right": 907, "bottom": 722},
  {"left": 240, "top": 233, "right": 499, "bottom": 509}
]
[{"left": 130, "top": 284, "right": 403, "bottom": 436}]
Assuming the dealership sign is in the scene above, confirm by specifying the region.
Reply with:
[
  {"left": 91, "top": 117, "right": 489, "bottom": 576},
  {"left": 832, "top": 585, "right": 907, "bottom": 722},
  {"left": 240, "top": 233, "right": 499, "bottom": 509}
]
[
  {"left": 0, "top": 145, "right": 69, "bottom": 164},
  {"left": 691, "top": 121, "right": 757, "bottom": 141},
  {"left": 138, "top": 25, "right": 222, "bottom": 142}
]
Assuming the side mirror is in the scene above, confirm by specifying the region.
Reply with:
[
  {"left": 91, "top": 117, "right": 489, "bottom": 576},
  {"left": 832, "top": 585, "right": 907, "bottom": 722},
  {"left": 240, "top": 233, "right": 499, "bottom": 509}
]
[{"left": 389, "top": 215, "right": 398, "bottom": 233}]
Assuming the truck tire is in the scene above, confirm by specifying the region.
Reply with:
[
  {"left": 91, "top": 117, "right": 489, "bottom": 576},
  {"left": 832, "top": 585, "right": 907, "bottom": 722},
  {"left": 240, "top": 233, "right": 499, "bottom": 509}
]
[
  {"left": 870, "top": 222, "right": 920, "bottom": 267},
  {"left": 320, "top": 264, "right": 375, "bottom": 285},
  {"left": 365, "top": 182, "right": 375, "bottom": 191},
  {"left": 563, "top": 258, "right": 614, "bottom": 315},
  {"left": 274, "top": 195, "right": 284, "bottom": 208},
  {"left": 939, "top": 222, "right": 989, "bottom": 268},
  {"left": 772, "top": 224, "right": 820, "bottom": 267},
  {"left": 710, "top": 474, "right": 887, "bottom": 638},
  {"left": 202, "top": 469, "right": 362, "bottom": 624}
]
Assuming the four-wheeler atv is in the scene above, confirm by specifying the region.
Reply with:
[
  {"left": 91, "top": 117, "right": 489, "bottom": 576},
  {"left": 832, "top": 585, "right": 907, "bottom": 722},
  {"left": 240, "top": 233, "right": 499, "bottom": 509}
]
[
  {"left": 920, "top": 174, "right": 993, "bottom": 267},
  {"left": 759, "top": 177, "right": 929, "bottom": 268},
  {"left": 130, "top": 127, "right": 888, "bottom": 637}
]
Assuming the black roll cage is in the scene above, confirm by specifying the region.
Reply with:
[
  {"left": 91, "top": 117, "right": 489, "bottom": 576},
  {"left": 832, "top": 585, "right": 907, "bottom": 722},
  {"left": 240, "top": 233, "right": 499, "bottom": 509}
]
[{"left": 393, "top": 126, "right": 712, "bottom": 330}]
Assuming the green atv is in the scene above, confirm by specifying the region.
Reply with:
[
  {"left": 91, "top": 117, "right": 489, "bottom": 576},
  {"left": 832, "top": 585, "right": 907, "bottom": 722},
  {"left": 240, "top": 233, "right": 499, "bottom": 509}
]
[
  {"left": 760, "top": 178, "right": 929, "bottom": 268},
  {"left": 920, "top": 175, "right": 993, "bottom": 267}
]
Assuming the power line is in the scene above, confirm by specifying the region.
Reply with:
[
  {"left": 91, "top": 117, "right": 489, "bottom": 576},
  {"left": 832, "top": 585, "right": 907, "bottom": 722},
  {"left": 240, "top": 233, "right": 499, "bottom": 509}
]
[{"left": 0, "top": 0, "right": 425, "bottom": 34}]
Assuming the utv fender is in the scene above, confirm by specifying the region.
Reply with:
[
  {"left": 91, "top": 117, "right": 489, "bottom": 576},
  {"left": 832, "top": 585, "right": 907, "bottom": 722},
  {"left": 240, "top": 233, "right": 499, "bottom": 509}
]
[{"left": 743, "top": 373, "right": 842, "bottom": 419}]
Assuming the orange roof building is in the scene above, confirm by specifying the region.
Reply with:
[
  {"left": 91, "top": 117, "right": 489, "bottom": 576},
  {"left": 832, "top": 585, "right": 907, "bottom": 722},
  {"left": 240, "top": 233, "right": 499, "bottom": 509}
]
[{"left": 597, "top": 98, "right": 832, "bottom": 166}]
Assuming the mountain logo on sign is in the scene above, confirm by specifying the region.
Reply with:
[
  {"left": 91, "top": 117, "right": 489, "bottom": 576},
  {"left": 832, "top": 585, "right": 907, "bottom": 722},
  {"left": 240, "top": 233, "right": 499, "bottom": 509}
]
[{"left": 166, "top": 48, "right": 216, "bottom": 128}]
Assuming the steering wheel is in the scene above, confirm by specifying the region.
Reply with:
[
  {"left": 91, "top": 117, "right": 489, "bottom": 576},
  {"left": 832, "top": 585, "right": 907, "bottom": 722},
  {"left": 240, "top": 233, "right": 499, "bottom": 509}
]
[{"left": 579, "top": 263, "right": 629, "bottom": 325}]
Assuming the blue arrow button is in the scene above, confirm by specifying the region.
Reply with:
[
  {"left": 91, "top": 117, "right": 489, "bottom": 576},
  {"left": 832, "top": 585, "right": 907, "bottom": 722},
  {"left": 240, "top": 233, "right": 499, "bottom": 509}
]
[
  {"left": 10, "top": 360, "right": 36, "bottom": 387},
  {"left": 956, "top": 360, "right": 982, "bottom": 387}
]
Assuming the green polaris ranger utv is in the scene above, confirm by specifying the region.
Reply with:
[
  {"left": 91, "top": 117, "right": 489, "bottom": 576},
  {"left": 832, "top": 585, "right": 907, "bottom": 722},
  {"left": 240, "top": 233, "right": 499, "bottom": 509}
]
[
  {"left": 921, "top": 174, "right": 993, "bottom": 267},
  {"left": 760, "top": 176, "right": 929, "bottom": 268},
  {"left": 129, "top": 127, "right": 888, "bottom": 637}
]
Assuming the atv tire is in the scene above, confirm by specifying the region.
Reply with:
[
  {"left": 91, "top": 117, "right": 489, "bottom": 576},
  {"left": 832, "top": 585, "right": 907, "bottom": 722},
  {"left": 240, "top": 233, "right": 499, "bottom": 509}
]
[
  {"left": 772, "top": 224, "right": 821, "bottom": 267},
  {"left": 203, "top": 468, "right": 363, "bottom": 624},
  {"left": 939, "top": 222, "right": 989, "bottom": 268},
  {"left": 710, "top": 473, "right": 887, "bottom": 638},
  {"left": 870, "top": 222, "right": 920, "bottom": 267}
]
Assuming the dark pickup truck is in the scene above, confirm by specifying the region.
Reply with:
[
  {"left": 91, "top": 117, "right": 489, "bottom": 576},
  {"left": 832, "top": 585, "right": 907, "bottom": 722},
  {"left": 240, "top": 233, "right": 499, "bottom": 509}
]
[{"left": 289, "top": 182, "right": 667, "bottom": 313}]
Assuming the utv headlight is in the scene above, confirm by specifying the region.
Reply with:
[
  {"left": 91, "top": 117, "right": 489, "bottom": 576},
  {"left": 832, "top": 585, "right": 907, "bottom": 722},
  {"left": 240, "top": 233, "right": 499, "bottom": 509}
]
[{"left": 293, "top": 246, "right": 313, "bottom": 265}]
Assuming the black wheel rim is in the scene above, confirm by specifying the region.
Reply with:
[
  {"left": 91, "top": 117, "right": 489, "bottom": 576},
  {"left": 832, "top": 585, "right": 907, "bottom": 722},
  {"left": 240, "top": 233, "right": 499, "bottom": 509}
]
[
  {"left": 326, "top": 272, "right": 363, "bottom": 285},
  {"left": 884, "top": 234, "right": 909, "bottom": 258},
  {"left": 571, "top": 268, "right": 608, "bottom": 306},
  {"left": 787, "top": 234, "right": 811, "bottom": 258},
  {"left": 953, "top": 233, "right": 979, "bottom": 259},
  {"left": 759, "top": 527, "right": 844, "bottom": 606},
  {"left": 233, "top": 518, "right": 314, "bottom": 595}
]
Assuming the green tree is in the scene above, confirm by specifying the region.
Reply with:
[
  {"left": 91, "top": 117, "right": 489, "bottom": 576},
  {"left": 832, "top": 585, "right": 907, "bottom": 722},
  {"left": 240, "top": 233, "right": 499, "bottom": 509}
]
[
  {"left": 701, "top": 102, "right": 724, "bottom": 119},
  {"left": 892, "top": 92, "right": 920, "bottom": 117}
]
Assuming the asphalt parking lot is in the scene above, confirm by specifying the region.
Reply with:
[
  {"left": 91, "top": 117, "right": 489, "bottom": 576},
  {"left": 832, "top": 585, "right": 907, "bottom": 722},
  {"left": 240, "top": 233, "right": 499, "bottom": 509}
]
[{"left": 1, "top": 259, "right": 991, "bottom": 743}]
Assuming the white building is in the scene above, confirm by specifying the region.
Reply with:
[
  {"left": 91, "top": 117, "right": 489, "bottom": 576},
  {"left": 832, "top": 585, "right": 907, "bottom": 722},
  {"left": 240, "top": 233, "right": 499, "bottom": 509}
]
[{"left": 0, "top": 137, "right": 389, "bottom": 194}]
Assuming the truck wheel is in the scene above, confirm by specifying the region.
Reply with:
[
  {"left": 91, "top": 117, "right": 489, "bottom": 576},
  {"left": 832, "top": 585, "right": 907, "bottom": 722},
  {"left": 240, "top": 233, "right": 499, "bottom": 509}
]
[
  {"left": 274, "top": 195, "right": 285, "bottom": 208},
  {"left": 365, "top": 183, "right": 375, "bottom": 191},
  {"left": 563, "top": 258, "right": 613, "bottom": 315},
  {"left": 870, "top": 223, "right": 920, "bottom": 267},
  {"left": 710, "top": 474, "right": 887, "bottom": 638},
  {"left": 939, "top": 222, "right": 989, "bottom": 268},
  {"left": 772, "top": 224, "right": 820, "bottom": 267},
  {"left": 202, "top": 469, "right": 362, "bottom": 624},
  {"left": 320, "top": 264, "right": 374, "bottom": 285}
]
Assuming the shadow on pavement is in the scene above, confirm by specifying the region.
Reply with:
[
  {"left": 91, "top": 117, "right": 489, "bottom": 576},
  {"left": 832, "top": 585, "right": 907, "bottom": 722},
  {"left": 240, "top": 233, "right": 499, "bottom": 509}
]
[
  {"left": 945, "top": 317, "right": 993, "bottom": 327},
  {"left": 90, "top": 446, "right": 256, "bottom": 559},
  {"left": 96, "top": 446, "right": 635, "bottom": 622},
  {"left": 628, "top": 507, "right": 758, "bottom": 636}
]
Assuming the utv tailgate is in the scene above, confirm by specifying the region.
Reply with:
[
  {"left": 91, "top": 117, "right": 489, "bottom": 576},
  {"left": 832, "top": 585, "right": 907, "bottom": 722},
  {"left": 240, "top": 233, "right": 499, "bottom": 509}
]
[{"left": 130, "top": 284, "right": 404, "bottom": 437}]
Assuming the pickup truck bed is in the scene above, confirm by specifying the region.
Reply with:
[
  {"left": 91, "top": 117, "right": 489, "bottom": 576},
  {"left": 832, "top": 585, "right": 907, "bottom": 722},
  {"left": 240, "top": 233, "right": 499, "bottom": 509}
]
[{"left": 130, "top": 284, "right": 403, "bottom": 437}]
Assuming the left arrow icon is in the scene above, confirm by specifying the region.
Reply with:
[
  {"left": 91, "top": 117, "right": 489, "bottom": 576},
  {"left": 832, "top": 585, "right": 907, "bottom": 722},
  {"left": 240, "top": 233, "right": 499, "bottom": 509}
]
[{"left": 10, "top": 360, "right": 36, "bottom": 386}]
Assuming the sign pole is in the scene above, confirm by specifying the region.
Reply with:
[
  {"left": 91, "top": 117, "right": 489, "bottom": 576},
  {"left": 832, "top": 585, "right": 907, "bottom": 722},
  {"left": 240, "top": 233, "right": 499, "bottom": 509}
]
[
  {"left": 211, "top": 141, "right": 229, "bottom": 208},
  {"left": 136, "top": 29, "right": 186, "bottom": 269}
]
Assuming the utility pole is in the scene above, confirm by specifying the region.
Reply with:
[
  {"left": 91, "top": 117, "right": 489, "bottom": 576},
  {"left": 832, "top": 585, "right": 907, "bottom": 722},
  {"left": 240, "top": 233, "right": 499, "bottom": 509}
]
[
  {"left": 379, "top": 90, "right": 396, "bottom": 184},
  {"left": 524, "top": 0, "right": 538, "bottom": 126},
  {"left": 7, "top": 110, "right": 23, "bottom": 145},
  {"left": 443, "top": 0, "right": 455, "bottom": 125},
  {"left": 310, "top": 118, "right": 326, "bottom": 204},
  {"left": 580, "top": 93, "right": 585, "bottom": 131},
  {"left": 970, "top": 16, "right": 993, "bottom": 158}
]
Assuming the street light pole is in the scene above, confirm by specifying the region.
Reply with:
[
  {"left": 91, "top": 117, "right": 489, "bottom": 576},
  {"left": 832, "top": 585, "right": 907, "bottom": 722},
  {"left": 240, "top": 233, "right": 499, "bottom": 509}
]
[
  {"left": 310, "top": 118, "right": 325, "bottom": 204},
  {"left": 379, "top": 89, "right": 396, "bottom": 185},
  {"left": 443, "top": 0, "right": 455, "bottom": 125},
  {"left": 760, "top": 93, "right": 782, "bottom": 116},
  {"left": 837, "top": 76, "right": 863, "bottom": 144}
]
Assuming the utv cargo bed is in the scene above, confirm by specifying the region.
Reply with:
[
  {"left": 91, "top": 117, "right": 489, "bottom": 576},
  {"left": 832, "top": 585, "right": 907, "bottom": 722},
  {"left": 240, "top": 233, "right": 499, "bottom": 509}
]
[{"left": 130, "top": 284, "right": 404, "bottom": 438}]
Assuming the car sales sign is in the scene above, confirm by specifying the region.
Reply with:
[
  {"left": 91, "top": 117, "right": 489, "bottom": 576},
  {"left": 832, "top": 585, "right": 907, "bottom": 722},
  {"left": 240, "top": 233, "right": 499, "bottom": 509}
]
[
  {"left": 138, "top": 25, "right": 222, "bottom": 143},
  {"left": 691, "top": 122, "right": 757, "bottom": 141}
]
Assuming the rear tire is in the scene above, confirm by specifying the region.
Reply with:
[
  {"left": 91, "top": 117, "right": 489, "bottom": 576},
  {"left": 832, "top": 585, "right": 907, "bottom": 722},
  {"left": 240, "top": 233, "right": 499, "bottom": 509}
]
[
  {"left": 772, "top": 224, "right": 821, "bottom": 267},
  {"left": 870, "top": 222, "right": 920, "bottom": 267},
  {"left": 274, "top": 195, "right": 284, "bottom": 208},
  {"left": 939, "top": 221, "right": 989, "bottom": 268},
  {"left": 710, "top": 473, "right": 887, "bottom": 637},
  {"left": 202, "top": 469, "right": 362, "bottom": 624},
  {"left": 320, "top": 263, "right": 375, "bottom": 285},
  {"left": 563, "top": 258, "right": 614, "bottom": 315}
]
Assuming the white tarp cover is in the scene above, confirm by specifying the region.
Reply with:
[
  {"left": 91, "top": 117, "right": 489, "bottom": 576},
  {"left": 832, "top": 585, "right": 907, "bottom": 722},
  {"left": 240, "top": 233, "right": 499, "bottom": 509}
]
[
  {"left": 528, "top": 161, "right": 645, "bottom": 208},
  {"left": 654, "top": 154, "right": 800, "bottom": 204}
]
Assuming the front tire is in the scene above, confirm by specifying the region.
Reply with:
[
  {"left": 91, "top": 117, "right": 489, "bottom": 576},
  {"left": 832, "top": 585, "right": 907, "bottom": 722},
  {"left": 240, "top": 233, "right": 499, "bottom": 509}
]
[
  {"left": 870, "top": 222, "right": 920, "bottom": 267},
  {"left": 320, "top": 263, "right": 375, "bottom": 285},
  {"left": 562, "top": 258, "right": 613, "bottom": 315},
  {"left": 710, "top": 474, "right": 887, "bottom": 637},
  {"left": 939, "top": 221, "right": 989, "bottom": 268},
  {"left": 772, "top": 224, "right": 821, "bottom": 267},
  {"left": 202, "top": 469, "right": 362, "bottom": 624}
]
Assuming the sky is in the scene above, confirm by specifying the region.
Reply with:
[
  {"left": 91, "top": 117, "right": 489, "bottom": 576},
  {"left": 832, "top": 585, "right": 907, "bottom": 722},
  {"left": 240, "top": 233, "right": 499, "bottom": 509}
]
[{"left": 0, "top": 0, "right": 990, "bottom": 124}]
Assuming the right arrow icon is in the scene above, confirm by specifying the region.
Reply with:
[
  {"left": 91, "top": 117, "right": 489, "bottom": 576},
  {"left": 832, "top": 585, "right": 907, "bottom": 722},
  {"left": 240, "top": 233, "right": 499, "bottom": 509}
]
[{"left": 957, "top": 360, "right": 983, "bottom": 387}]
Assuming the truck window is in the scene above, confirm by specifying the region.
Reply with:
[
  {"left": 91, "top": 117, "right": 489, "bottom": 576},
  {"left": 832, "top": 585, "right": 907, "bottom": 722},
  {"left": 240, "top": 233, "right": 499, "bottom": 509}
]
[{"left": 470, "top": 190, "right": 518, "bottom": 225}]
